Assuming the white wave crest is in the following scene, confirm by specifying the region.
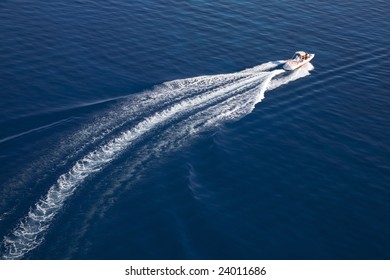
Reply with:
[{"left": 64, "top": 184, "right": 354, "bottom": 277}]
[{"left": 1, "top": 61, "right": 313, "bottom": 259}]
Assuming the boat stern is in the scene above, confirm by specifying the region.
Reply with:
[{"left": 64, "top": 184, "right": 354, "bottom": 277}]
[{"left": 283, "top": 61, "right": 296, "bottom": 71}]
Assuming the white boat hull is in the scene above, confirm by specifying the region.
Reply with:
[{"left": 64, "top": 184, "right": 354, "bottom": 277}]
[{"left": 283, "top": 53, "right": 315, "bottom": 71}]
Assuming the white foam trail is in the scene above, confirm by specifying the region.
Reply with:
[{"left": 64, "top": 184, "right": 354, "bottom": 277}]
[
  {"left": 268, "top": 63, "right": 313, "bottom": 90},
  {"left": 1, "top": 61, "right": 313, "bottom": 259},
  {"left": 85, "top": 66, "right": 312, "bottom": 210},
  {"left": 254, "top": 69, "right": 285, "bottom": 104},
  {"left": 60, "top": 64, "right": 315, "bottom": 258}
]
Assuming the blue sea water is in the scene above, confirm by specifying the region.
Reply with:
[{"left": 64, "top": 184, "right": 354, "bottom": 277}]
[{"left": 0, "top": 0, "right": 389, "bottom": 259}]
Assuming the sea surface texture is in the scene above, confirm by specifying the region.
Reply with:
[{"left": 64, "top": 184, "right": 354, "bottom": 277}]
[{"left": 0, "top": 0, "right": 389, "bottom": 259}]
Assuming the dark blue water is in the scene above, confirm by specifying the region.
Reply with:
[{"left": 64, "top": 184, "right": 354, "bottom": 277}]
[{"left": 1, "top": 0, "right": 389, "bottom": 259}]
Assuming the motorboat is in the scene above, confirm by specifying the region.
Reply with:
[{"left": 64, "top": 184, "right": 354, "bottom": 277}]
[{"left": 283, "top": 51, "right": 315, "bottom": 70}]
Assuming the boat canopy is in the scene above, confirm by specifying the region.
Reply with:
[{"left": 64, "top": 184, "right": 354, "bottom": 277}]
[{"left": 292, "top": 51, "right": 306, "bottom": 59}]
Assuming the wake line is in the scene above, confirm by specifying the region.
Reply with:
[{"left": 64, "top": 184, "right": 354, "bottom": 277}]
[
  {"left": 65, "top": 77, "right": 278, "bottom": 249},
  {"left": 69, "top": 67, "right": 301, "bottom": 244},
  {"left": 1, "top": 61, "right": 313, "bottom": 259}
]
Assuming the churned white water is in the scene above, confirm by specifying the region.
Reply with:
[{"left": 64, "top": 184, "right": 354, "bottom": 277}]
[{"left": 1, "top": 61, "right": 313, "bottom": 259}]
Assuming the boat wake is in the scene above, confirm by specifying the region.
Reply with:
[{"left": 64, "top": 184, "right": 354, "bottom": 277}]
[{"left": 1, "top": 60, "right": 313, "bottom": 259}]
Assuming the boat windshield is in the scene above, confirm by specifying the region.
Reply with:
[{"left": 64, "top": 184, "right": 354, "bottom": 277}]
[{"left": 292, "top": 53, "right": 303, "bottom": 60}]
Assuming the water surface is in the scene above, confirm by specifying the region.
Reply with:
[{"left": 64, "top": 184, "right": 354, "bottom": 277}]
[{"left": 0, "top": 0, "right": 389, "bottom": 259}]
